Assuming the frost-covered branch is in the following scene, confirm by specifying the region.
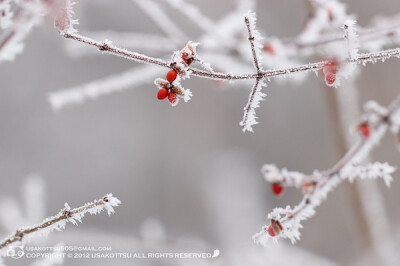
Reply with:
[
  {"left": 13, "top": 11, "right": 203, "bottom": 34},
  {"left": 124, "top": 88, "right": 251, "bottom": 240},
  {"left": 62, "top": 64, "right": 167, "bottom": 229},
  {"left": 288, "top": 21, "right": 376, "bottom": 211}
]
[
  {"left": 253, "top": 95, "right": 400, "bottom": 245},
  {"left": 54, "top": 3, "right": 400, "bottom": 133},
  {"left": 0, "top": 194, "right": 121, "bottom": 254},
  {"left": 240, "top": 12, "right": 266, "bottom": 132},
  {"left": 64, "top": 31, "right": 176, "bottom": 57},
  {"left": 61, "top": 31, "right": 400, "bottom": 81}
]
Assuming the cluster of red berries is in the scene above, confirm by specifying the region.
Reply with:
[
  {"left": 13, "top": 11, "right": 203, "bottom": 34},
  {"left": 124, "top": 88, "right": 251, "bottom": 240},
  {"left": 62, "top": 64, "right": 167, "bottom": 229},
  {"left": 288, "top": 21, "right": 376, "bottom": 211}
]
[
  {"left": 157, "top": 70, "right": 178, "bottom": 104},
  {"left": 267, "top": 219, "right": 283, "bottom": 237},
  {"left": 322, "top": 60, "right": 338, "bottom": 86}
]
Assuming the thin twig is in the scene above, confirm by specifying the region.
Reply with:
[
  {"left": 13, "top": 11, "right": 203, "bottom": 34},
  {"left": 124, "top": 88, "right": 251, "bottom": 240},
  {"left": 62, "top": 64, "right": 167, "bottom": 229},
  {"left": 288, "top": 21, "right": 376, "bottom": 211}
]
[
  {"left": 0, "top": 194, "right": 121, "bottom": 252},
  {"left": 62, "top": 32, "right": 400, "bottom": 82},
  {"left": 240, "top": 14, "right": 265, "bottom": 132}
]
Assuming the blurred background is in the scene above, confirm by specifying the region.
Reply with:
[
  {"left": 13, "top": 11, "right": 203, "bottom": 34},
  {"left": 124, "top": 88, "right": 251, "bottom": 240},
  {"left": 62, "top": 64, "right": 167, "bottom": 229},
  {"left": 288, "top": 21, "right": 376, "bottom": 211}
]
[{"left": 0, "top": 0, "right": 399, "bottom": 265}]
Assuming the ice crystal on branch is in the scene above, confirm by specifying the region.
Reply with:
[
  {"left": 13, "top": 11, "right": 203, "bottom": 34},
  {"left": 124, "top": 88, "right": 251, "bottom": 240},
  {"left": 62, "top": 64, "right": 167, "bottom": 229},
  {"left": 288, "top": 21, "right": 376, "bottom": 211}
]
[
  {"left": 341, "top": 162, "right": 396, "bottom": 187},
  {"left": 240, "top": 79, "right": 267, "bottom": 132},
  {"left": 343, "top": 20, "right": 359, "bottom": 60}
]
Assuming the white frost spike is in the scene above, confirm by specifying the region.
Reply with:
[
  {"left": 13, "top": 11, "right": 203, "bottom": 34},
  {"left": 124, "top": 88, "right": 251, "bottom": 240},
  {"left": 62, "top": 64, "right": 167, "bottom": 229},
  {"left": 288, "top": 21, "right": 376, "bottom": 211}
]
[
  {"left": 240, "top": 79, "right": 266, "bottom": 132},
  {"left": 341, "top": 162, "right": 396, "bottom": 187},
  {"left": 183, "top": 89, "right": 193, "bottom": 102},
  {"left": 103, "top": 193, "right": 122, "bottom": 215},
  {"left": 343, "top": 20, "right": 359, "bottom": 60}
]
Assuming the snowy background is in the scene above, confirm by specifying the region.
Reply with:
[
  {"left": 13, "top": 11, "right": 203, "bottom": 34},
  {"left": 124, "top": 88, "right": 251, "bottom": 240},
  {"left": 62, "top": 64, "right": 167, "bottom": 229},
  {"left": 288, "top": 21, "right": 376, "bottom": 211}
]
[{"left": 0, "top": 0, "right": 400, "bottom": 265}]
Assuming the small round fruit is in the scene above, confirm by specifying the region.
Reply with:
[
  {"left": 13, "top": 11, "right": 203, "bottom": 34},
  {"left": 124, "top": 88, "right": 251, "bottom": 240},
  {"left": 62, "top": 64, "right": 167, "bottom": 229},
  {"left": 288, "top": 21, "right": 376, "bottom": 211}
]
[
  {"left": 168, "top": 91, "right": 177, "bottom": 104},
  {"left": 359, "top": 122, "right": 371, "bottom": 138},
  {"left": 325, "top": 72, "right": 336, "bottom": 85},
  {"left": 263, "top": 44, "right": 276, "bottom": 55},
  {"left": 267, "top": 225, "right": 275, "bottom": 237},
  {"left": 166, "top": 70, "right": 178, "bottom": 83},
  {"left": 157, "top": 88, "right": 169, "bottom": 100},
  {"left": 271, "top": 183, "right": 284, "bottom": 196}
]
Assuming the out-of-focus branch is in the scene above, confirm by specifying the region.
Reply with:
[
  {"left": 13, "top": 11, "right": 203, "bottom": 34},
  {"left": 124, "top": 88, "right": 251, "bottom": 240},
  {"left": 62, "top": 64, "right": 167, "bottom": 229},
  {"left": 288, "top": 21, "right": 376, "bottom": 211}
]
[{"left": 131, "top": 0, "right": 187, "bottom": 43}]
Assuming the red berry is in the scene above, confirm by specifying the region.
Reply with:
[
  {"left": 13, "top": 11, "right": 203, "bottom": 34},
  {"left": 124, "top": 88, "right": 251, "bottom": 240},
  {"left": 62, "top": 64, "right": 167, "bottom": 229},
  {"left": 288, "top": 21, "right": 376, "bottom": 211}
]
[
  {"left": 271, "top": 183, "right": 284, "bottom": 196},
  {"left": 168, "top": 91, "right": 177, "bottom": 104},
  {"left": 166, "top": 70, "right": 177, "bottom": 83},
  {"left": 323, "top": 60, "right": 338, "bottom": 74},
  {"left": 359, "top": 122, "right": 370, "bottom": 137},
  {"left": 157, "top": 88, "right": 169, "bottom": 100},
  {"left": 263, "top": 44, "right": 276, "bottom": 55},
  {"left": 267, "top": 225, "right": 275, "bottom": 237},
  {"left": 325, "top": 72, "right": 336, "bottom": 85}
]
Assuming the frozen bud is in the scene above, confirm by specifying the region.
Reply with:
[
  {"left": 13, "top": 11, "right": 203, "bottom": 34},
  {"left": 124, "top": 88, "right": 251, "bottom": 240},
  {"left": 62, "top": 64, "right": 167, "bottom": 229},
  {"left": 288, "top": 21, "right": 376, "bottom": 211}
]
[
  {"left": 54, "top": 9, "right": 70, "bottom": 32},
  {"left": 168, "top": 91, "right": 178, "bottom": 105},
  {"left": 302, "top": 181, "right": 317, "bottom": 194},
  {"left": 154, "top": 78, "right": 170, "bottom": 89},
  {"left": 267, "top": 219, "right": 283, "bottom": 237},
  {"left": 181, "top": 41, "right": 199, "bottom": 65},
  {"left": 54, "top": 0, "right": 76, "bottom": 33},
  {"left": 322, "top": 59, "right": 339, "bottom": 87}
]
